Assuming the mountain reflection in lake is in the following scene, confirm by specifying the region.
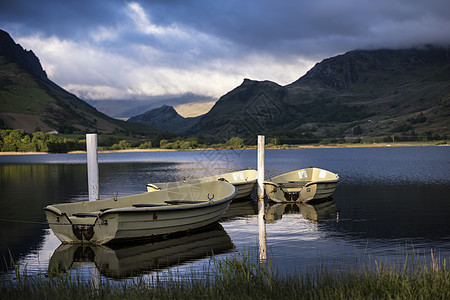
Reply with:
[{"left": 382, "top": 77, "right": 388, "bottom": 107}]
[{"left": 0, "top": 147, "right": 449, "bottom": 281}]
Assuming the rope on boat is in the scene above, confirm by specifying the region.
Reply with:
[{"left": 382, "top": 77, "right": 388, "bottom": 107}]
[
  {"left": 0, "top": 218, "right": 99, "bottom": 227},
  {"left": 0, "top": 218, "right": 48, "bottom": 225}
]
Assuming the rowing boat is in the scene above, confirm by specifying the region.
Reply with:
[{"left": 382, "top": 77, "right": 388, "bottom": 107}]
[
  {"left": 264, "top": 167, "right": 339, "bottom": 203},
  {"left": 44, "top": 180, "right": 237, "bottom": 244}
]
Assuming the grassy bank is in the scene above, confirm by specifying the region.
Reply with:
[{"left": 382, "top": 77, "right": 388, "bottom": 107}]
[{"left": 2, "top": 251, "right": 449, "bottom": 300}]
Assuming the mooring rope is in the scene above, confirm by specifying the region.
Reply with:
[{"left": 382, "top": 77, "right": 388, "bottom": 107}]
[
  {"left": 0, "top": 218, "right": 98, "bottom": 226},
  {"left": 0, "top": 218, "right": 48, "bottom": 225}
]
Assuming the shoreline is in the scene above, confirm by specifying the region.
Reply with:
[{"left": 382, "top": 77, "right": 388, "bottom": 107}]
[{"left": 0, "top": 141, "right": 447, "bottom": 156}]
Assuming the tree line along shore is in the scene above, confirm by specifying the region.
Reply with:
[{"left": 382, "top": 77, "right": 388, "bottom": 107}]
[{"left": 0, "top": 129, "right": 447, "bottom": 154}]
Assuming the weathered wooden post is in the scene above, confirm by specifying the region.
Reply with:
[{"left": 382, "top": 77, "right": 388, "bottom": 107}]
[
  {"left": 257, "top": 135, "right": 267, "bottom": 260},
  {"left": 86, "top": 133, "right": 101, "bottom": 287},
  {"left": 86, "top": 133, "right": 99, "bottom": 201}
]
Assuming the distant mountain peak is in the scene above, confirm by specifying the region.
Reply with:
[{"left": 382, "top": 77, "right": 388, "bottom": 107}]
[
  {"left": 127, "top": 104, "right": 201, "bottom": 134},
  {"left": 240, "top": 78, "right": 282, "bottom": 87},
  {"left": 158, "top": 104, "right": 176, "bottom": 112},
  {"left": 128, "top": 105, "right": 182, "bottom": 127}
]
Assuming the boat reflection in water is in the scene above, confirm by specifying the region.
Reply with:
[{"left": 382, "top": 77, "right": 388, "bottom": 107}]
[
  {"left": 222, "top": 198, "right": 258, "bottom": 220},
  {"left": 48, "top": 224, "right": 234, "bottom": 279},
  {"left": 265, "top": 198, "right": 338, "bottom": 223}
]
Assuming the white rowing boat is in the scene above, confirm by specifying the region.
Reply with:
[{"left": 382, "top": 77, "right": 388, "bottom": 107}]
[
  {"left": 264, "top": 167, "right": 339, "bottom": 203},
  {"left": 44, "top": 180, "right": 237, "bottom": 244}
]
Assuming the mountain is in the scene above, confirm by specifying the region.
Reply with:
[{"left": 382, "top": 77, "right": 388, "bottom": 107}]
[
  {"left": 0, "top": 29, "right": 158, "bottom": 137},
  {"left": 186, "top": 79, "right": 292, "bottom": 142},
  {"left": 184, "top": 47, "right": 449, "bottom": 144},
  {"left": 127, "top": 105, "right": 201, "bottom": 134},
  {"left": 4, "top": 27, "right": 447, "bottom": 145}
]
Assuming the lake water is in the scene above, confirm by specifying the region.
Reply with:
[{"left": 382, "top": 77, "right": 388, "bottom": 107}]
[{"left": 1, "top": 147, "right": 449, "bottom": 282}]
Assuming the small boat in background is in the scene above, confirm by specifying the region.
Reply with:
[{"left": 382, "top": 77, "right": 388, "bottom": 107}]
[
  {"left": 44, "top": 180, "right": 237, "bottom": 245},
  {"left": 147, "top": 169, "right": 257, "bottom": 200},
  {"left": 264, "top": 167, "right": 339, "bottom": 203}
]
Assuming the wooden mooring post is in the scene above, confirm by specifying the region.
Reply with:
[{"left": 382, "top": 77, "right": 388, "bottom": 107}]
[
  {"left": 86, "top": 133, "right": 101, "bottom": 286},
  {"left": 257, "top": 135, "right": 267, "bottom": 260},
  {"left": 86, "top": 133, "right": 99, "bottom": 201}
]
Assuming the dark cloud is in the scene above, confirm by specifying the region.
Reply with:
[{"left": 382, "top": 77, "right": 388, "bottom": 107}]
[
  {"left": 3, "top": 0, "right": 449, "bottom": 55},
  {"left": 137, "top": 0, "right": 450, "bottom": 57},
  {"left": 1, "top": 0, "right": 125, "bottom": 38}
]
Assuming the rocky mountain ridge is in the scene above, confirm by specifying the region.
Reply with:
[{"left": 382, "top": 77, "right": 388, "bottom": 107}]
[
  {"left": 0, "top": 30, "right": 47, "bottom": 79},
  {"left": 129, "top": 47, "right": 449, "bottom": 144}
]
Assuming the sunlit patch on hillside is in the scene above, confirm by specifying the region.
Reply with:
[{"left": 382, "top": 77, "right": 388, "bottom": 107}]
[{"left": 175, "top": 101, "right": 216, "bottom": 118}]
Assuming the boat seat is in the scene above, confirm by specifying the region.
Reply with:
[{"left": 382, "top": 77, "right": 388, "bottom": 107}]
[
  {"left": 72, "top": 212, "right": 99, "bottom": 218},
  {"left": 165, "top": 200, "right": 207, "bottom": 205},
  {"left": 279, "top": 181, "right": 309, "bottom": 188},
  {"left": 132, "top": 203, "right": 168, "bottom": 208}
]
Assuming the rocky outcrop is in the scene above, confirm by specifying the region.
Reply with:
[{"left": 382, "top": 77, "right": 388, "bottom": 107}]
[{"left": 0, "top": 29, "right": 47, "bottom": 79}]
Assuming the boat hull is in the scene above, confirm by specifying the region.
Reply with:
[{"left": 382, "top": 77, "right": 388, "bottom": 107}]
[
  {"left": 44, "top": 181, "right": 237, "bottom": 244},
  {"left": 264, "top": 167, "right": 339, "bottom": 203},
  {"left": 232, "top": 181, "right": 257, "bottom": 199}
]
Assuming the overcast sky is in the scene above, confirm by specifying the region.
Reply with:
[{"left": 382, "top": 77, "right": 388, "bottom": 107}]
[{"left": 1, "top": 0, "right": 449, "bottom": 102}]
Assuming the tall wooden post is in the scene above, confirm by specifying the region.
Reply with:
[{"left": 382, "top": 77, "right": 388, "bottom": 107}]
[
  {"left": 86, "top": 134, "right": 99, "bottom": 201},
  {"left": 257, "top": 135, "right": 267, "bottom": 260}
]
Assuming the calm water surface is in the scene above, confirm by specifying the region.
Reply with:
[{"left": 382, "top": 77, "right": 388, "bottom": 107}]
[{"left": 0, "top": 147, "right": 449, "bottom": 281}]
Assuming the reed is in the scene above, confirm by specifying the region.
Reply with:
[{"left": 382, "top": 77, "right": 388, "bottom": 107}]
[{"left": 1, "top": 249, "right": 449, "bottom": 300}]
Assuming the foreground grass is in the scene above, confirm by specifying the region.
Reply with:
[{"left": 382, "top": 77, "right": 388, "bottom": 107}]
[{"left": 1, "top": 252, "right": 449, "bottom": 300}]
